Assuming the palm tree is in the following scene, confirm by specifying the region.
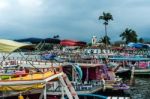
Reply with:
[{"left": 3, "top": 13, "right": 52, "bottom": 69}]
[
  {"left": 99, "top": 12, "right": 113, "bottom": 48},
  {"left": 120, "top": 28, "right": 138, "bottom": 44},
  {"left": 99, "top": 36, "right": 111, "bottom": 45}
]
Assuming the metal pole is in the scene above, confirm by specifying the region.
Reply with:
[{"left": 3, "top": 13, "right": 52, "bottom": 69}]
[
  {"left": 105, "top": 24, "right": 107, "bottom": 53},
  {"left": 130, "top": 66, "right": 135, "bottom": 85},
  {"left": 86, "top": 67, "right": 89, "bottom": 82},
  {"left": 61, "top": 86, "right": 65, "bottom": 99},
  {"left": 43, "top": 84, "right": 47, "bottom": 99}
]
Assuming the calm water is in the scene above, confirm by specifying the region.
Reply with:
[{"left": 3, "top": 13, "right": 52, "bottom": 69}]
[
  {"left": 127, "top": 77, "right": 150, "bottom": 99},
  {"left": 97, "top": 77, "right": 150, "bottom": 99}
]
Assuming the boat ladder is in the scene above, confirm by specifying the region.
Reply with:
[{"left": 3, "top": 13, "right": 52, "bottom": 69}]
[{"left": 58, "top": 73, "right": 79, "bottom": 99}]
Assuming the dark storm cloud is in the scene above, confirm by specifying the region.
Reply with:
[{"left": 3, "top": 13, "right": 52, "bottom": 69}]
[{"left": 0, "top": 0, "right": 149, "bottom": 42}]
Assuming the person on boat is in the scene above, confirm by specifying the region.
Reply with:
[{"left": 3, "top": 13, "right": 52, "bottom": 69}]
[
  {"left": 24, "top": 67, "right": 30, "bottom": 73},
  {"left": 129, "top": 61, "right": 136, "bottom": 69},
  {"left": 19, "top": 67, "right": 24, "bottom": 71},
  {"left": 107, "top": 63, "right": 122, "bottom": 81},
  {"left": 131, "top": 61, "right": 136, "bottom": 66},
  {"left": 101, "top": 58, "right": 123, "bottom": 81}
]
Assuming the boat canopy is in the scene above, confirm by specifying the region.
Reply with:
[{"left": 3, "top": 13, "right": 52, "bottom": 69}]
[
  {"left": 60, "top": 39, "right": 86, "bottom": 46},
  {"left": 109, "top": 57, "right": 150, "bottom": 61},
  {"left": 0, "top": 39, "right": 34, "bottom": 53},
  {"left": 127, "top": 42, "right": 149, "bottom": 49}
]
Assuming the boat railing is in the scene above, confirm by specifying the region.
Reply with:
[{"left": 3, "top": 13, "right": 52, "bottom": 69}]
[
  {"left": 0, "top": 59, "right": 62, "bottom": 67},
  {"left": 0, "top": 71, "right": 54, "bottom": 81},
  {"left": 73, "top": 59, "right": 100, "bottom": 64},
  {"left": 0, "top": 66, "right": 62, "bottom": 72},
  {"left": 47, "top": 80, "right": 103, "bottom": 92},
  {"left": 0, "top": 66, "right": 62, "bottom": 81},
  {"left": 1, "top": 58, "right": 100, "bottom": 67}
]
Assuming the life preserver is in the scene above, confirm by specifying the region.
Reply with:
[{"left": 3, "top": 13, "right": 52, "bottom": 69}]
[{"left": 74, "top": 64, "right": 83, "bottom": 81}]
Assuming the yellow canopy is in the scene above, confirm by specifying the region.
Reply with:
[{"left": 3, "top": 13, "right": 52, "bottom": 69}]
[{"left": 0, "top": 39, "right": 34, "bottom": 53}]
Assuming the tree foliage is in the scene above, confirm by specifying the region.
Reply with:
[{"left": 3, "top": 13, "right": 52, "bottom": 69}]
[
  {"left": 53, "top": 35, "right": 59, "bottom": 39},
  {"left": 138, "top": 38, "right": 144, "bottom": 43},
  {"left": 88, "top": 43, "right": 92, "bottom": 46},
  {"left": 99, "top": 12, "right": 113, "bottom": 47},
  {"left": 120, "top": 28, "right": 138, "bottom": 44},
  {"left": 99, "top": 12, "right": 113, "bottom": 25},
  {"left": 99, "top": 36, "right": 111, "bottom": 45}
]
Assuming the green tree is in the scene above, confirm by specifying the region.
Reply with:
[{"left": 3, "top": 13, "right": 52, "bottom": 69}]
[
  {"left": 99, "top": 12, "right": 113, "bottom": 48},
  {"left": 139, "top": 38, "right": 144, "bottom": 43},
  {"left": 88, "top": 43, "right": 92, "bottom": 46},
  {"left": 120, "top": 28, "right": 138, "bottom": 44},
  {"left": 99, "top": 36, "right": 111, "bottom": 45},
  {"left": 53, "top": 35, "right": 59, "bottom": 39}
]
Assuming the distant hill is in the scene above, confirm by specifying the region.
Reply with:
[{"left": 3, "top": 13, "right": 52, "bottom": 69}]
[
  {"left": 15, "top": 37, "right": 61, "bottom": 44},
  {"left": 15, "top": 38, "right": 43, "bottom": 44}
]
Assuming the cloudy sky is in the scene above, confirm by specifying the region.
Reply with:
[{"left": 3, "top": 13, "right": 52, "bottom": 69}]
[{"left": 0, "top": 0, "right": 149, "bottom": 42}]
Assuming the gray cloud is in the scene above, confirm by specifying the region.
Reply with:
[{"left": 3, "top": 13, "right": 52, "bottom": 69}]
[{"left": 0, "top": 0, "right": 149, "bottom": 42}]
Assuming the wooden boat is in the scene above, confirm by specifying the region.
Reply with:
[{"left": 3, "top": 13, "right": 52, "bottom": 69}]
[
  {"left": 109, "top": 57, "right": 150, "bottom": 76},
  {"left": 0, "top": 39, "right": 79, "bottom": 99},
  {"left": 115, "top": 69, "right": 131, "bottom": 79},
  {"left": 0, "top": 70, "right": 62, "bottom": 91}
]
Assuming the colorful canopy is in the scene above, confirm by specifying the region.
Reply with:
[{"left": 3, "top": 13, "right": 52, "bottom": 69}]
[
  {"left": 0, "top": 39, "right": 34, "bottom": 53},
  {"left": 60, "top": 39, "right": 86, "bottom": 46}
]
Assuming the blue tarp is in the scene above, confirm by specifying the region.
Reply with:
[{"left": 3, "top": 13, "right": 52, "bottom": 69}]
[
  {"left": 133, "top": 43, "right": 143, "bottom": 48},
  {"left": 128, "top": 43, "right": 149, "bottom": 49},
  {"left": 41, "top": 54, "right": 56, "bottom": 60},
  {"left": 128, "top": 42, "right": 135, "bottom": 47}
]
